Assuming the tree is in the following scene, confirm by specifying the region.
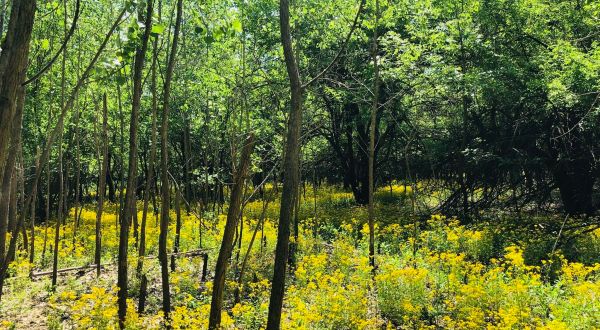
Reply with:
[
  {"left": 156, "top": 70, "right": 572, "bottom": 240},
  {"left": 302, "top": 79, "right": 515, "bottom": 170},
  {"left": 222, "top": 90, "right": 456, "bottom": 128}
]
[
  {"left": 209, "top": 134, "right": 254, "bottom": 329},
  {"left": 267, "top": 0, "right": 364, "bottom": 327},
  {"left": 158, "top": 0, "right": 183, "bottom": 323},
  {"left": 117, "top": 0, "right": 154, "bottom": 326},
  {"left": 367, "top": 0, "right": 380, "bottom": 272},
  {"left": 95, "top": 94, "right": 109, "bottom": 277}
]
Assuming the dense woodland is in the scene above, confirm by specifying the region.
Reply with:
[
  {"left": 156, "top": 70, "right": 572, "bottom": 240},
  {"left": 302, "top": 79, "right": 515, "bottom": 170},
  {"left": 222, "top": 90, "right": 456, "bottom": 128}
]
[{"left": 0, "top": 0, "right": 600, "bottom": 329}]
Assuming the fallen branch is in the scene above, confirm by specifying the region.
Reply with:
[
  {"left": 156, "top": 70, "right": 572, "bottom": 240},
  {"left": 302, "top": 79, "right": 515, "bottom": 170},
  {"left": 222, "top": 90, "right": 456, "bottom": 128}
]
[{"left": 30, "top": 249, "right": 211, "bottom": 278}]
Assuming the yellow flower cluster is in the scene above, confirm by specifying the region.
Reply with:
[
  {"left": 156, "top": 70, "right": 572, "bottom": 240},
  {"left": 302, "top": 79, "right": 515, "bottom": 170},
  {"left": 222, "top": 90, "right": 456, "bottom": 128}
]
[{"left": 2, "top": 188, "right": 600, "bottom": 329}]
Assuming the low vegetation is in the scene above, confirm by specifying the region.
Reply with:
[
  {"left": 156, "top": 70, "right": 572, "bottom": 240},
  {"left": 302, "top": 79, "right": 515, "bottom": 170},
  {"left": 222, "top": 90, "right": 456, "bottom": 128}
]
[{"left": 2, "top": 186, "right": 600, "bottom": 329}]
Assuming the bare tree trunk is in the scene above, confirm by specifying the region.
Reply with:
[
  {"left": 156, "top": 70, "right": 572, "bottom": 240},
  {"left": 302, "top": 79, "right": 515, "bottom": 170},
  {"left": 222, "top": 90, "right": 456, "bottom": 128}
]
[
  {"left": 0, "top": 0, "right": 37, "bottom": 296},
  {"left": 171, "top": 186, "right": 181, "bottom": 272},
  {"left": 52, "top": 5, "right": 69, "bottom": 286},
  {"left": 6, "top": 164, "right": 17, "bottom": 268},
  {"left": 182, "top": 116, "right": 193, "bottom": 212},
  {"left": 51, "top": 130, "right": 63, "bottom": 289},
  {"left": 96, "top": 94, "right": 109, "bottom": 278},
  {"left": 0, "top": 0, "right": 36, "bottom": 186},
  {"left": 18, "top": 149, "right": 27, "bottom": 253},
  {"left": 72, "top": 104, "right": 81, "bottom": 250},
  {"left": 0, "top": 122, "right": 16, "bottom": 274},
  {"left": 42, "top": 140, "right": 50, "bottom": 264},
  {"left": 267, "top": 0, "right": 364, "bottom": 326},
  {"left": 367, "top": 0, "right": 380, "bottom": 272},
  {"left": 159, "top": 0, "right": 183, "bottom": 323},
  {"left": 117, "top": 0, "right": 154, "bottom": 327},
  {"left": 138, "top": 0, "right": 161, "bottom": 311},
  {"left": 235, "top": 197, "right": 269, "bottom": 304},
  {"left": 267, "top": 2, "right": 303, "bottom": 327},
  {"left": 29, "top": 149, "right": 40, "bottom": 264},
  {"left": 209, "top": 134, "right": 255, "bottom": 330},
  {"left": 116, "top": 83, "right": 124, "bottom": 227}
]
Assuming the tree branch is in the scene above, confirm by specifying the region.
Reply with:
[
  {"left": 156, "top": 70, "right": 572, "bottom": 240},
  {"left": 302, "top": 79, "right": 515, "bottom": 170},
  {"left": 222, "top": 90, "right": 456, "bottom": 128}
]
[
  {"left": 301, "top": 0, "right": 366, "bottom": 89},
  {"left": 22, "top": 0, "right": 81, "bottom": 86}
]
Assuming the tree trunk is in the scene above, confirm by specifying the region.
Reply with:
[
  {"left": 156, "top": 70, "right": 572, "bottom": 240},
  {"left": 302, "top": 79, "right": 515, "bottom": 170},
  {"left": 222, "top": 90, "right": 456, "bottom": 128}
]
[
  {"left": 72, "top": 102, "right": 81, "bottom": 250},
  {"left": 183, "top": 115, "right": 193, "bottom": 212},
  {"left": 0, "top": 108, "right": 19, "bottom": 274},
  {"left": 52, "top": 13, "right": 69, "bottom": 286},
  {"left": 0, "top": 0, "right": 36, "bottom": 186},
  {"left": 267, "top": 2, "right": 303, "bottom": 328},
  {"left": 117, "top": 1, "right": 153, "bottom": 327},
  {"left": 266, "top": 0, "right": 364, "bottom": 325},
  {"left": 209, "top": 134, "right": 255, "bottom": 330},
  {"left": 235, "top": 197, "right": 269, "bottom": 304},
  {"left": 159, "top": 0, "right": 183, "bottom": 323},
  {"left": 367, "top": 0, "right": 380, "bottom": 272},
  {"left": 138, "top": 1, "right": 161, "bottom": 310},
  {"left": 29, "top": 149, "right": 40, "bottom": 264},
  {"left": 171, "top": 186, "right": 181, "bottom": 272},
  {"left": 0, "top": 0, "right": 37, "bottom": 296},
  {"left": 96, "top": 94, "right": 109, "bottom": 278}
]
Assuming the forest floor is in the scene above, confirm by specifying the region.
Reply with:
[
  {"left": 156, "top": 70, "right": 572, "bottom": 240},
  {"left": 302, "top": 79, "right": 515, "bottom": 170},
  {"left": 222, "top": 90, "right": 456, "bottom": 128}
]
[{"left": 1, "top": 185, "right": 600, "bottom": 329}]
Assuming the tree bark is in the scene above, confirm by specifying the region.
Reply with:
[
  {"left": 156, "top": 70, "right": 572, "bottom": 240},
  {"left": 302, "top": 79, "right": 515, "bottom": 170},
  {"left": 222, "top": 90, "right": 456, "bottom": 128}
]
[
  {"left": 267, "top": 0, "right": 364, "bottom": 326},
  {"left": 158, "top": 0, "right": 183, "bottom": 323},
  {"left": 267, "top": 1, "right": 303, "bottom": 328},
  {"left": 367, "top": 0, "right": 380, "bottom": 272},
  {"left": 29, "top": 148, "right": 40, "bottom": 264},
  {"left": 96, "top": 94, "right": 109, "bottom": 278},
  {"left": 52, "top": 6, "right": 69, "bottom": 286},
  {"left": 0, "top": 0, "right": 36, "bottom": 187},
  {"left": 209, "top": 134, "right": 255, "bottom": 330},
  {"left": 235, "top": 197, "right": 269, "bottom": 304},
  {"left": 171, "top": 186, "right": 181, "bottom": 272},
  {"left": 117, "top": 0, "right": 154, "bottom": 327},
  {"left": 138, "top": 1, "right": 161, "bottom": 311}
]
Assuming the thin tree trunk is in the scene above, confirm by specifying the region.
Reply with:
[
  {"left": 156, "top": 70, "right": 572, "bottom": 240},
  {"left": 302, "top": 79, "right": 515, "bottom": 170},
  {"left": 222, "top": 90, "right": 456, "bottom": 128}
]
[
  {"left": 117, "top": 1, "right": 154, "bottom": 327},
  {"left": 171, "top": 186, "right": 181, "bottom": 271},
  {"left": 183, "top": 116, "right": 193, "bottom": 212},
  {"left": 52, "top": 5, "right": 69, "bottom": 287},
  {"left": 51, "top": 125, "right": 64, "bottom": 289},
  {"left": 96, "top": 94, "right": 109, "bottom": 278},
  {"left": 367, "top": 0, "right": 380, "bottom": 272},
  {"left": 138, "top": 0, "right": 161, "bottom": 311},
  {"left": 235, "top": 197, "right": 269, "bottom": 304},
  {"left": 18, "top": 149, "right": 27, "bottom": 253},
  {"left": 116, "top": 82, "right": 124, "bottom": 227},
  {"left": 29, "top": 149, "right": 41, "bottom": 264},
  {"left": 209, "top": 134, "right": 255, "bottom": 330},
  {"left": 267, "top": 0, "right": 364, "bottom": 326},
  {"left": 267, "top": 2, "right": 304, "bottom": 327},
  {"left": 159, "top": 0, "right": 183, "bottom": 323},
  {"left": 42, "top": 143, "right": 50, "bottom": 264},
  {"left": 72, "top": 104, "right": 81, "bottom": 250},
  {"left": 6, "top": 164, "right": 17, "bottom": 269}
]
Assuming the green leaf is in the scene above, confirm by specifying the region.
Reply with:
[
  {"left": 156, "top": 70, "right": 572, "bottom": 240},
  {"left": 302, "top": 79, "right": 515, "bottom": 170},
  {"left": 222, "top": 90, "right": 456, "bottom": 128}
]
[
  {"left": 151, "top": 24, "right": 166, "bottom": 36},
  {"left": 232, "top": 19, "right": 242, "bottom": 33},
  {"left": 41, "top": 39, "right": 50, "bottom": 51}
]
